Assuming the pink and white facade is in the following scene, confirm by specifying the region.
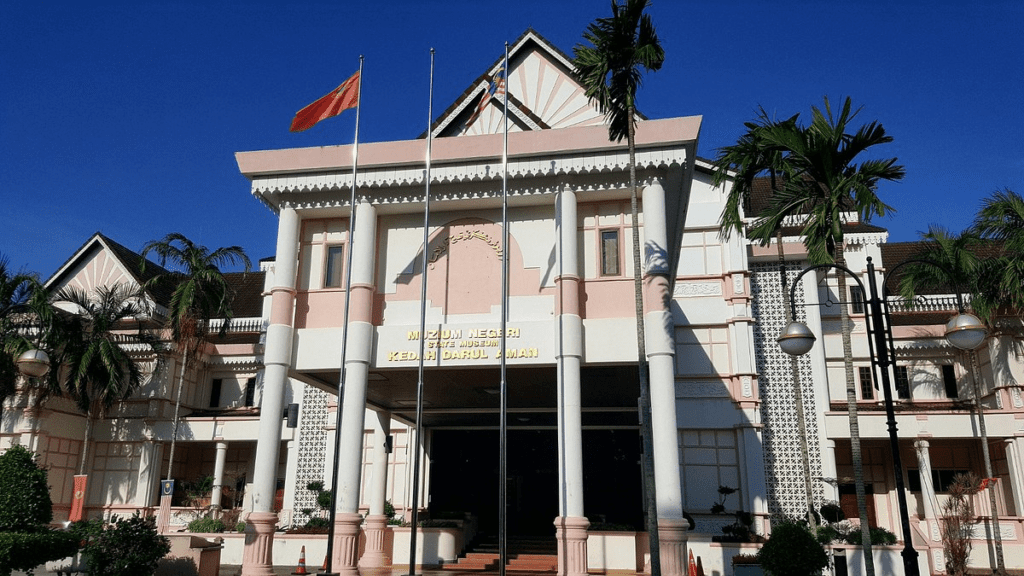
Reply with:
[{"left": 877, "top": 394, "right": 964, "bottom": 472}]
[
  {"left": 3, "top": 29, "right": 1023, "bottom": 576},
  {"left": 235, "top": 30, "right": 699, "bottom": 576}
]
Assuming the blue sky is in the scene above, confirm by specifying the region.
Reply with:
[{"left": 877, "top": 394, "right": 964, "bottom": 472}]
[{"left": 2, "top": 1, "right": 1021, "bottom": 278}]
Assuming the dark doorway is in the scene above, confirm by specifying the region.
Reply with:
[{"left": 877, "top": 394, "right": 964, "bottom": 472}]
[
  {"left": 583, "top": 429, "right": 643, "bottom": 529},
  {"left": 429, "top": 428, "right": 643, "bottom": 537},
  {"left": 430, "top": 430, "right": 557, "bottom": 537}
]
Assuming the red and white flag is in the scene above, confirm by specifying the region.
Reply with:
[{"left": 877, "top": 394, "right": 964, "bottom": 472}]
[{"left": 290, "top": 71, "right": 360, "bottom": 132}]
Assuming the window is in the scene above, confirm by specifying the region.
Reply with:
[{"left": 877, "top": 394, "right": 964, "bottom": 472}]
[
  {"left": 600, "top": 230, "right": 620, "bottom": 276},
  {"left": 942, "top": 365, "right": 958, "bottom": 399},
  {"left": 907, "top": 469, "right": 971, "bottom": 493},
  {"left": 324, "top": 245, "right": 345, "bottom": 288},
  {"left": 244, "top": 377, "right": 256, "bottom": 407},
  {"left": 894, "top": 366, "right": 911, "bottom": 399},
  {"left": 858, "top": 366, "right": 874, "bottom": 400},
  {"left": 850, "top": 286, "right": 865, "bottom": 314},
  {"left": 209, "top": 378, "right": 222, "bottom": 408}
]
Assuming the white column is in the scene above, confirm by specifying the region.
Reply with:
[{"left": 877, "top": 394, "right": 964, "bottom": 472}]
[
  {"left": 642, "top": 178, "right": 688, "bottom": 576},
  {"left": 914, "top": 440, "right": 937, "bottom": 521},
  {"left": 211, "top": 441, "right": 228, "bottom": 511},
  {"left": 333, "top": 200, "right": 377, "bottom": 576},
  {"left": 554, "top": 187, "right": 588, "bottom": 576},
  {"left": 367, "top": 411, "right": 392, "bottom": 516},
  {"left": 360, "top": 410, "right": 392, "bottom": 568},
  {"left": 242, "top": 206, "right": 299, "bottom": 576},
  {"left": 1005, "top": 438, "right": 1024, "bottom": 516},
  {"left": 282, "top": 439, "right": 299, "bottom": 521},
  {"left": 823, "top": 440, "right": 840, "bottom": 502},
  {"left": 135, "top": 440, "right": 160, "bottom": 507}
]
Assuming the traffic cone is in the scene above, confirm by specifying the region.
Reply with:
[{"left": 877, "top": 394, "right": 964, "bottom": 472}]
[
  {"left": 321, "top": 554, "right": 328, "bottom": 572},
  {"left": 688, "top": 550, "right": 698, "bottom": 576},
  {"left": 292, "top": 545, "right": 308, "bottom": 575}
]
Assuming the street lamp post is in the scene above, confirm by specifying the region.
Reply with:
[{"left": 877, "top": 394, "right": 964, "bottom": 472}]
[
  {"left": 2, "top": 303, "right": 51, "bottom": 379},
  {"left": 778, "top": 256, "right": 986, "bottom": 576}
]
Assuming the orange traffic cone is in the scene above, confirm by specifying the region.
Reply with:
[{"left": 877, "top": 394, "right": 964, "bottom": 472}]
[
  {"left": 321, "top": 553, "right": 328, "bottom": 572},
  {"left": 688, "top": 550, "right": 698, "bottom": 576},
  {"left": 292, "top": 545, "right": 308, "bottom": 575}
]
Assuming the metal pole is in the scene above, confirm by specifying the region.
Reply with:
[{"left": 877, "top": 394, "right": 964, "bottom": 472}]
[
  {"left": 864, "top": 257, "right": 919, "bottom": 576},
  {"left": 407, "top": 48, "right": 435, "bottom": 576},
  {"left": 498, "top": 41, "right": 510, "bottom": 576},
  {"left": 320, "top": 55, "right": 363, "bottom": 576}
]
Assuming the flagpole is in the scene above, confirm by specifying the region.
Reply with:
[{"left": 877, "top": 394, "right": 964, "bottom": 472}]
[
  {"left": 407, "top": 48, "right": 434, "bottom": 576},
  {"left": 498, "top": 40, "right": 510, "bottom": 576},
  {"left": 321, "top": 54, "right": 363, "bottom": 576}
]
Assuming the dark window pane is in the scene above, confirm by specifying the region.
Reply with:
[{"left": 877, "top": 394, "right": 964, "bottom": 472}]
[
  {"left": 895, "top": 366, "right": 911, "bottom": 399},
  {"left": 601, "top": 230, "right": 619, "bottom": 276},
  {"left": 942, "top": 365, "right": 958, "bottom": 398},
  {"left": 325, "top": 245, "right": 345, "bottom": 288},
  {"left": 850, "top": 287, "right": 865, "bottom": 314},
  {"left": 209, "top": 378, "right": 222, "bottom": 408},
  {"left": 907, "top": 469, "right": 921, "bottom": 492},
  {"left": 244, "top": 377, "right": 256, "bottom": 407},
  {"left": 858, "top": 366, "right": 874, "bottom": 400}
]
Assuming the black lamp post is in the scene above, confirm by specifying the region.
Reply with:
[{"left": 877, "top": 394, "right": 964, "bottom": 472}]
[{"left": 777, "top": 256, "right": 986, "bottom": 576}]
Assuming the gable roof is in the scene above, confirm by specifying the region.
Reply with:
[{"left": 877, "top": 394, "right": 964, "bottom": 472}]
[
  {"left": 427, "top": 28, "right": 606, "bottom": 138},
  {"left": 44, "top": 232, "right": 264, "bottom": 319}
]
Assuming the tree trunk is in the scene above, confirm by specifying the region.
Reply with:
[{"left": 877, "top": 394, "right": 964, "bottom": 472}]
[
  {"left": 78, "top": 410, "right": 94, "bottom": 475},
  {"left": 968, "top": 348, "right": 1006, "bottom": 574},
  {"left": 628, "top": 114, "right": 661, "bottom": 576},
  {"left": 777, "top": 233, "right": 816, "bottom": 528},
  {"left": 835, "top": 244, "right": 875, "bottom": 575},
  {"left": 164, "top": 353, "right": 189, "bottom": 481}
]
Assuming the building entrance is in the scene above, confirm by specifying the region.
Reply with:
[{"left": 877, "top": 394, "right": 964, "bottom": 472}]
[{"left": 429, "top": 428, "right": 643, "bottom": 538}]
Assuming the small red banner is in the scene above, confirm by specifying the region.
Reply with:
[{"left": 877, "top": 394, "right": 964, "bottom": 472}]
[{"left": 70, "top": 475, "right": 88, "bottom": 521}]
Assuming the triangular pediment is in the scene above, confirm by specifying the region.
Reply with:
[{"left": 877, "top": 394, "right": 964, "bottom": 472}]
[
  {"left": 431, "top": 29, "right": 605, "bottom": 138},
  {"left": 44, "top": 233, "right": 171, "bottom": 314}
]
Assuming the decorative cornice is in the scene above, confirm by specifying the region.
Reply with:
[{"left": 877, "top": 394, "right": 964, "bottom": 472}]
[{"left": 250, "top": 148, "right": 685, "bottom": 197}]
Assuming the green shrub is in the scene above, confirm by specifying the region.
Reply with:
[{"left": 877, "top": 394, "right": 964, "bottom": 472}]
[
  {"left": 80, "top": 514, "right": 170, "bottom": 576},
  {"left": 186, "top": 517, "right": 225, "bottom": 533},
  {"left": 384, "top": 499, "right": 396, "bottom": 520},
  {"left": 757, "top": 521, "right": 828, "bottom": 576},
  {"left": 0, "top": 445, "right": 52, "bottom": 530},
  {"left": 815, "top": 524, "right": 842, "bottom": 544},
  {"left": 843, "top": 526, "right": 897, "bottom": 546},
  {"left": 235, "top": 522, "right": 246, "bottom": 533},
  {"left": 0, "top": 530, "right": 79, "bottom": 576},
  {"left": 0, "top": 446, "right": 80, "bottom": 576},
  {"left": 304, "top": 517, "right": 330, "bottom": 530}
]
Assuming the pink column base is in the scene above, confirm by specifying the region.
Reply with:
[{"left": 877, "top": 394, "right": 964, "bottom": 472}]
[
  {"left": 657, "top": 518, "right": 690, "bottom": 576},
  {"left": 359, "top": 514, "right": 390, "bottom": 568},
  {"left": 332, "top": 512, "right": 364, "bottom": 576},
  {"left": 554, "top": 516, "right": 589, "bottom": 576},
  {"left": 241, "top": 511, "right": 279, "bottom": 576}
]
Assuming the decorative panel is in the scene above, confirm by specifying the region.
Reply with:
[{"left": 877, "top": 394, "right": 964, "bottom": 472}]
[
  {"left": 750, "top": 263, "right": 825, "bottom": 519},
  {"left": 293, "top": 385, "right": 330, "bottom": 523}
]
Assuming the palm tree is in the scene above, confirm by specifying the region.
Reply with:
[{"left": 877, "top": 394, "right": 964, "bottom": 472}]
[
  {"left": 972, "top": 189, "right": 1024, "bottom": 317},
  {"left": 573, "top": 0, "right": 665, "bottom": 570},
  {"left": 712, "top": 109, "right": 819, "bottom": 528},
  {"left": 1, "top": 257, "right": 38, "bottom": 406},
  {"left": 140, "top": 233, "right": 251, "bottom": 488},
  {"left": 0, "top": 257, "right": 62, "bottom": 413},
  {"left": 753, "top": 96, "right": 905, "bottom": 569},
  {"left": 53, "top": 284, "right": 158, "bottom": 475},
  {"left": 898, "top": 225, "right": 1006, "bottom": 574}
]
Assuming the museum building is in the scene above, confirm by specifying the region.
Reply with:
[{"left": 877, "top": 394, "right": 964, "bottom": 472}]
[{"left": 2, "top": 29, "right": 1023, "bottom": 576}]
